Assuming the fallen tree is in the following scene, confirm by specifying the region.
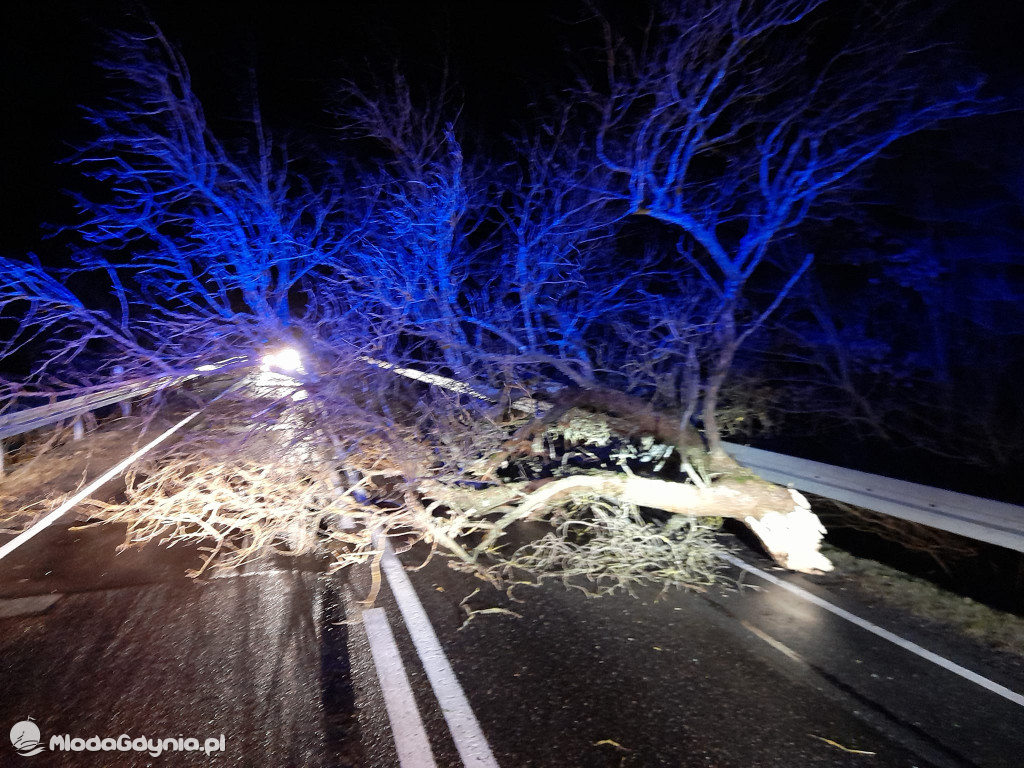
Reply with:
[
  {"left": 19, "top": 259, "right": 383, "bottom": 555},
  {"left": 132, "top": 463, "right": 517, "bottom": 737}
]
[
  {"left": 5, "top": 5, "right": 992, "bottom": 591},
  {"left": 416, "top": 384, "right": 833, "bottom": 575},
  {"left": 1, "top": 354, "right": 833, "bottom": 600}
]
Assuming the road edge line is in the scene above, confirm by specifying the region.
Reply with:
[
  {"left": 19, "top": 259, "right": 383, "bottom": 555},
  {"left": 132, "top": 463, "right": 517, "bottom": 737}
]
[
  {"left": 719, "top": 551, "right": 1024, "bottom": 708},
  {"left": 0, "top": 377, "right": 250, "bottom": 564},
  {"left": 0, "top": 410, "right": 201, "bottom": 563}
]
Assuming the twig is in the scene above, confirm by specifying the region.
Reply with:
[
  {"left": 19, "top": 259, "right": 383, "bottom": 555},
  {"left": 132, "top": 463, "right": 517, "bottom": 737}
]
[{"left": 809, "top": 734, "right": 876, "bottom": 756}]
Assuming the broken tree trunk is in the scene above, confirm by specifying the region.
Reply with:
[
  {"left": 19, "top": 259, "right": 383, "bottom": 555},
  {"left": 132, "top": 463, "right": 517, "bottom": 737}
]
[
  {"left": 348, "top": 361, "right": 833, "bottom": 574},
  {"left": 424, "top": 465, "right": 832, "bottom": 573},
  {"left": 454, "top": 386, "right": 834, "bottom": 573}
]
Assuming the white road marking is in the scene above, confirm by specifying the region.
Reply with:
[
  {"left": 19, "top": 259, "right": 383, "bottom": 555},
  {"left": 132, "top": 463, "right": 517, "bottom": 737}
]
[
  {"left": 363, "top": 608, "right": 438, "bottom": 768},
  {"left": 380, "top": 540, "right": 501, "bottom": 768},
  {"left": 0, "top": 410, "right": 202, "bottom": 563},
  {"left": 738, "top": 619, "right": 804, "bottom": 665},
  {"left": 0, "top": 378, "right": 249, "bottom": 565},
  {"left": 719, "top": 551, "right": 1024, "bottom": 708}
]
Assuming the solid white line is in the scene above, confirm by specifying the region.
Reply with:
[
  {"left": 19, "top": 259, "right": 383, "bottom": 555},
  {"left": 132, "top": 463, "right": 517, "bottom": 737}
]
[
  {"left": 380, "top": 541, "right": 501, "bottom": 768},
  {"left": 0, "top": 377, "right": 249, "bottom": 564},
  {"left": 0, "top": 410, "right": 202, "bottom": 563},
  {"left": 719, "top": 551, "right": 1024, "bottom": 708},
  {"left": 363, "top": 608, "right": 438, "bottom": 768}
]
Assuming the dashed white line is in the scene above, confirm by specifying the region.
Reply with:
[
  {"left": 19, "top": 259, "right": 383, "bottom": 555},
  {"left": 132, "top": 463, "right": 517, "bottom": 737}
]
[
  {"left": 363, "top": 607, "right": 438, "bottom": 768},
  {"left": 719, "top": 551, "right": 1024, "bottom": 708},
  {"left": 0, "top": 594, "right": 62, "bottom": 618},
  {"left": 380, "top": 540, "right": 501, "bottom": 768}
]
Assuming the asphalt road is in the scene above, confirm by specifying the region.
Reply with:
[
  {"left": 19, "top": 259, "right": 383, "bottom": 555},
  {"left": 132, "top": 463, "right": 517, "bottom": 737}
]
[
  {"left": 2, "top": 520, "right": 1023, "bottom": 767},
  {"left": 0, "top": 523, "right": 338, "bottom": 767},
  {"left": 360, "top": 540, "right": 1024, "bottom": 768}
]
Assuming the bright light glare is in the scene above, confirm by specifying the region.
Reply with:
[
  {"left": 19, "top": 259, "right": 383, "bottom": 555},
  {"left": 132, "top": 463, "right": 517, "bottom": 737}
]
[
  {"left": 261, "top": 347, "right": 303, "bottom": 374},
  {"left": 196, "top": 356, "right": 248, "bottom": 373}
]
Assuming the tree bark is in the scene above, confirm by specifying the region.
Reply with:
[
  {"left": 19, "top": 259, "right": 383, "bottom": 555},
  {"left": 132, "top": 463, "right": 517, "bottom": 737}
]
[
  {"left": 703, "top": 296, "right": 740, "bottom": 457},
  {"left": 423, "top": 465, "right": 833, "bottom": 574}
]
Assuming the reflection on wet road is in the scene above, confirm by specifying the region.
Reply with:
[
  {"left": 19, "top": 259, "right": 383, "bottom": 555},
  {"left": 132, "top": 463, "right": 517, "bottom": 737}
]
[
  {"left": 0, "top": 565, "right": 331, "bottom": 766},
  {"left": 3, "top": 518, "right": 1023, "bottom": 767}
]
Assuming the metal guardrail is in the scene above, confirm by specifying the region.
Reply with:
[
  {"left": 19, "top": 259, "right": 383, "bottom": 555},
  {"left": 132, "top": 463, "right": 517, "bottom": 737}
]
[
  {"left": 724, "top": 442, "right": 1024, "bottom": 553},
  {"left": 0, "top": 375, "right": 195, "bottom": 441},
  {"left": 0, "top": 357, "right": 252, "bottom": 443},
  {"left": 0, "top": 375, "right": 253, "bottom": 563},
  {"left": 4, "top": 354, "right": 1019, "bottom": 555}
]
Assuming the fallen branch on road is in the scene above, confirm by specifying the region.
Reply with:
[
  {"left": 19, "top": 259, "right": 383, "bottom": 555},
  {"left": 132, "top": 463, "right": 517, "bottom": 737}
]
[{"left": 1, "top": 357, "right": 833, "bottom": 597}]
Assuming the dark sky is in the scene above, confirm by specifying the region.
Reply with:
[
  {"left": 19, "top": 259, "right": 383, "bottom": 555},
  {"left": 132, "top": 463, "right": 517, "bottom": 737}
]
[
  {"left": 0, "top": 1, "right": 579, "bottom": 257},
  {"left": 1, "top": 0, "right": 1022, "bottom": 259}
]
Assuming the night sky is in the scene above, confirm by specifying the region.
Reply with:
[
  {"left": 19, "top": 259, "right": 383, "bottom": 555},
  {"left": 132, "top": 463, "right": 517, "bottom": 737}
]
[
  {"left": 2, "top": 1, "right": 1022, "bottom": 258},
  {"left": 1, "top": 1, "right": 579, "bottom": 256}
]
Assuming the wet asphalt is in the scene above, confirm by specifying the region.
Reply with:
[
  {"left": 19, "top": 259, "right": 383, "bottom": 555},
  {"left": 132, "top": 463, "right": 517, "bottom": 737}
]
[
  {"left": 2, "top": 520, "right": 1023, "bottom": 767},
  {"left": 0, "top": 523, "right": 336, "bottom": 767},
  {"left": 364, "top": 542, "right": 1024, "bottom": 768}
]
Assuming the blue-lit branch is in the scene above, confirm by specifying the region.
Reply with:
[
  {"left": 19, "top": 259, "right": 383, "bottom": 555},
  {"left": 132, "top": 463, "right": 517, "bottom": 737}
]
[
  {"left": 585, "top": 0, "right": 987, "bottom": 451},
  {"left": 0, "top": 254, "right": 167, "bottom": 379},
  {"left": 64, "top": 26, "right": 365, "bottom": 362},
  {"left": 466, "top": 116, "right": 636, "bottom": 384}
]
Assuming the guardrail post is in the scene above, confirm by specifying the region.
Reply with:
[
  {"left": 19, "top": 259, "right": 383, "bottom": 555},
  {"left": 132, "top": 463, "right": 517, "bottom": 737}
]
[
  {"left": 114, "top": 366, "right": 131, "bottom": 416},
  {"left": 73, "top": 417, "right": 84, "bottom": 441}
]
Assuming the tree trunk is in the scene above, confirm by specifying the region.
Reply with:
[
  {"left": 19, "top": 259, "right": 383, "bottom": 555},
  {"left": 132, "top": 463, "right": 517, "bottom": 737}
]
[
  {"left": 702, "top": 335, "right": 739, "bottom": 457},
  {"left": 422, "top": 467, "right": 832, "bottom": 574},
  {"left": 701, "top": 356, "right": 730, "bottom": 458}
]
